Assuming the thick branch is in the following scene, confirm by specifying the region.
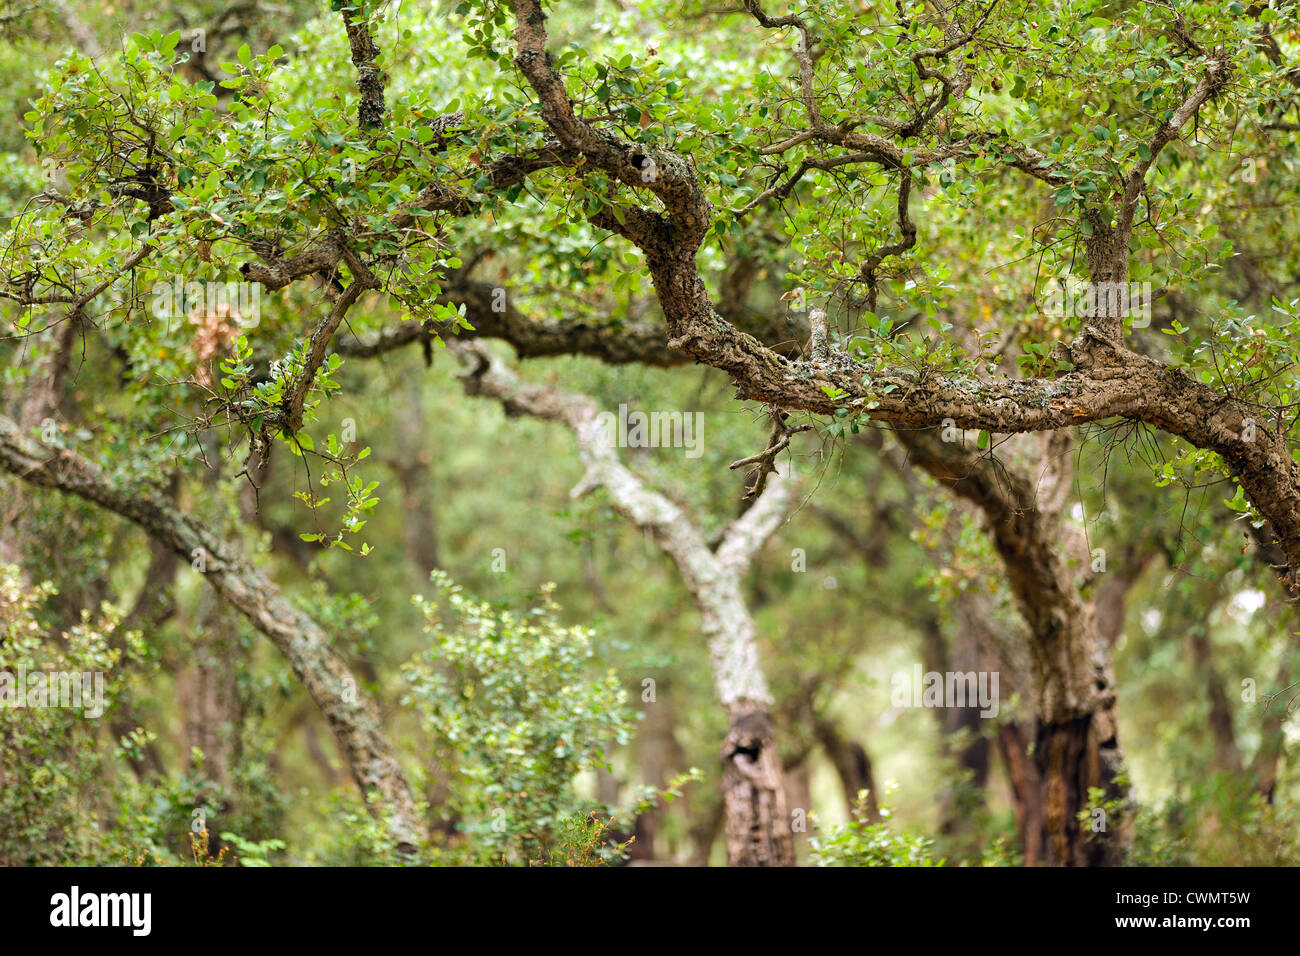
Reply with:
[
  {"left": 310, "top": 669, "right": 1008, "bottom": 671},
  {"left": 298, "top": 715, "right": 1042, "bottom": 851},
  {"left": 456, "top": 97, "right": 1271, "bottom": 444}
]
[
  {"left": 446, "top": 339, "right": 795, "bottom": 710},
  {"left": 0, "top": 413, "right": 422, "bottom": 851},
  {"left": 341, "top": 2, "right": 385, "bottom": 129}
]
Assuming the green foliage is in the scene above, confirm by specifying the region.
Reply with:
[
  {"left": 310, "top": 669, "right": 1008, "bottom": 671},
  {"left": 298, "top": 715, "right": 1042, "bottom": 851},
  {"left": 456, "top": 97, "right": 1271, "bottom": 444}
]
[
  {"left": 543, "top": 812, "right": 630, "bottom": 867},
  {"left": 810, "top": 788, "right": 946, "bottom": 868},
  {"left": 2, "top": 0, "right": 1300, "bottom": 870},
  {"left": 303, "top": 799, "right": 415, "bottom": 867},
  {"left": 0, "top": 566, "right": 141, "bottom": 864},
  {"left": 403, "top": 571, "right": 633, "bottom": 865},
  {"left": 1129, "top": 776, "right": 1300, "bottom": 866},
  {"left": 220, "top": 831, "right": 288, "bottom": 867}
]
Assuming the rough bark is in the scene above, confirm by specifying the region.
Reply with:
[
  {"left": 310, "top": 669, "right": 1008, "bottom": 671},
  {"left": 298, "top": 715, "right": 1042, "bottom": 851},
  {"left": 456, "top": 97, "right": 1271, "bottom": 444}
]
[
  {"left": 488, "top": 4, "right": 1300, "bottom": 617},
  {"left": 337, "top": 272, "right": 809, "bottom": 367},
  {"left": 897, "top": 428, "right": 1131, "bottom": 865},
  {"left": 340, "top": 3, "right": 386, "bottom": 129},
  {"left": 722, "top": 702, "right": 795, "bottom": 867},
  {"left": 0, "top": 413, "right": 423, "bottom": 853},
  {"left": 931, "top": 593, "right": 996, "bottom": 835},
  {"left": 997, "top": 722, "right": 1045, "bottom": 865},
  {"left": 447, "top": 339, "right": 797, "bottom": 866}
]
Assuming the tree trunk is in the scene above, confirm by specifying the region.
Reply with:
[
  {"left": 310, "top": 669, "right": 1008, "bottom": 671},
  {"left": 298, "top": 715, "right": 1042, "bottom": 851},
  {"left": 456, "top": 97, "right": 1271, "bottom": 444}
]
[
  {"left": 395, "top": 377, "right": 440, "bottom": 583},
  {"left": 1035, "top": 701, "right": 1127, "bottom": 866},
  {"left": 722, "top": 701, "right": 794, "bottom": 867},
  {"left": 1, "top": 318, "right": 78, "bottom": 576},
  {"left": 701, "top": 582, "right": 795, "bottom": 867},
  {"left": 180, "top": 604, "right": 242, "bottom": 791},
  {"left": 783, "top": 758, "right": 814, "bottom": 855},
  {"left": 1253, "top": 658, "right": 1292, "bottom": 801},
  {"left": 998, "top": 722, "right": 1045, "bottom": 865},
  {"left": 451, "top": 339, "right": 798, "bottom": 866},
  {"left": 922, "top": 593, "right": 996, "bottom": 836},
  {"left": 688, "top": 799, "right": 724, "bottom": 866},
  {"left": 814, "top": 717, "right": 880, "bottom": 822},
  {"left": 0, "top": 414, "right": 423, "bottom": 854},
  {"left": 1187, "top": 624, "right": 1243, "bottom": 773},
  {"left": 898, "top": 428, "right": 1133, "bottom": 865}
]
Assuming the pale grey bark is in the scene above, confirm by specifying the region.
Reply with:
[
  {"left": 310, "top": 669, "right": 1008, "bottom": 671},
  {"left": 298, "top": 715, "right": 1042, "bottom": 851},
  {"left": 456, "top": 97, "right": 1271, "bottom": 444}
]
[
  {"left": 449, "top": 339, "right": 791, "bottom": 712},
  {"left": 448, "top": 339, "right": 797, "bottom": 865}
]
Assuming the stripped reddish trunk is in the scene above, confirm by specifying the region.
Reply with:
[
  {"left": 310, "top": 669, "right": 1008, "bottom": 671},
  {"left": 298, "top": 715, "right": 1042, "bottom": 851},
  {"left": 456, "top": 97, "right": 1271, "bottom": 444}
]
[{"left": 899, "top": 428, "right": 1133, "bottom": 865}]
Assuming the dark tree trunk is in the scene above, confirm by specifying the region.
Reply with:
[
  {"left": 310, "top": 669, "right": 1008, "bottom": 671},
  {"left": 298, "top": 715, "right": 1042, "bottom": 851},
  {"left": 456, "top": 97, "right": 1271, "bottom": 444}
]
[
  {"left": 179, "top": 611, "right": 241, "bottom": 791},
  {"left": 688, "top": 799, "right": 724, "bottom": 866},
  {"left": 922, "top": 595, "right": 996, "bottom": 836},
  {"left": 783, "top": 759, "right": 814, "bottom": 854},
  {"left": 1253, "top": 659, "right": 1292, "bottom": 801},
  {"left": 395, "top": 378, "right": 440, "bottom": 582},
  {"left": 1187, "top": 624, "right": 1243, "bottom": 773},
  {"left": 998, "top": 722, "right": 1045, "bottom": 866},
  {"left": 1034, "top": 693, "right": 1128, "bottom": 866},
  {"left": 814, "top": 718, "right": 880, "bottom": 821},
  {"left": 898, "top": 428, "right": 1133, "bottom": 865}
]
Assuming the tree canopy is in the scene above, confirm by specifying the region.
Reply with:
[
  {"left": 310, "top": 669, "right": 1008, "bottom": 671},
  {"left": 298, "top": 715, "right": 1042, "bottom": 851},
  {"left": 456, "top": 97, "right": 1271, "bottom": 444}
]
[{"left": 1, "top": 0, "right": 1299, "bottom": 870}]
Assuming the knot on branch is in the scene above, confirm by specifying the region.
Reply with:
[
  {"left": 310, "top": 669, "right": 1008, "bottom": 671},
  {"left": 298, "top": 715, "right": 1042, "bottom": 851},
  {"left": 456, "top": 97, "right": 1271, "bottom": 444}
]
[
  {"left": 452, "top": 343, "right": 491, "bottom": 391},
  {"left": 730, "top": 408, "right": 809, "bottom": 499}
]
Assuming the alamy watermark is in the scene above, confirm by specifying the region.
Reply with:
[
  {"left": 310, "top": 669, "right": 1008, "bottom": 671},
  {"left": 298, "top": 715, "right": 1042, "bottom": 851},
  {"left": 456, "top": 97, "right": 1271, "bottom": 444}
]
[
  {"left": 151, "top": 277, "right": 261, "bottom": 326},
  {"left": 1043, "top": 277, "right": 1152, "bottom": 328},
  {"left": 0, "top": 669, "right": 105, "bottom": 718},
  {"left": 891, "top": 665, "right": 999, "bottom": 718},
  {"left": 593, "top": 403, "right": 703, "bottom": 459},
  {"left": 50, "top": 886, "right": 150, "bottom": 936}
]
